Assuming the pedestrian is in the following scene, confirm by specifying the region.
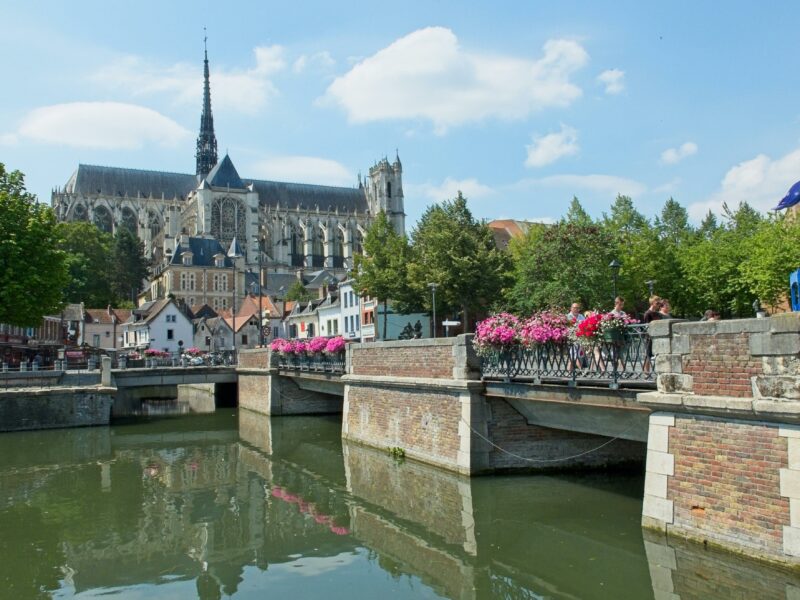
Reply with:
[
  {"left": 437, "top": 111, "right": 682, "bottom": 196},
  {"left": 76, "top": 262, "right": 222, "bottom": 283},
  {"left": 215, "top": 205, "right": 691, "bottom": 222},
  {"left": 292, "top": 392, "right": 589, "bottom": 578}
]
[
  {"left": 643, "top": 296, "right": 663, "bottom": 324},
  {"left": 566, "top": 302, "right": 585, "bottom": 324},
  {"left": 659, "top": 299, "right": 673, "bottom": 319},
  {"left": 701, "top": 309, "right": 720, "bottom": 321},
  {"left": 611, "top": 296, "right": 626, "bottom": 317}
]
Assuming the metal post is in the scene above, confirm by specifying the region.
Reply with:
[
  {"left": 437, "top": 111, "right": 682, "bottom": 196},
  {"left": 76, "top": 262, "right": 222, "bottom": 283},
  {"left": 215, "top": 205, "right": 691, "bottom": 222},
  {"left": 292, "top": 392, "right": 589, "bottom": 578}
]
[{"left": 428, "top": 283, "right": 438, "bottom": 339}]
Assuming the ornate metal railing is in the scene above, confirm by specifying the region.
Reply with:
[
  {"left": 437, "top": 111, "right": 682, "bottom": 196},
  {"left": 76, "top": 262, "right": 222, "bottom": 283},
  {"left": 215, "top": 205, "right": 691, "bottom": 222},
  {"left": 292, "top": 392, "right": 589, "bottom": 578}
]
[
  {"left": 277, "top": 353, "right": 346, "bottom": 374},
  {"left": 480, "top": 323, "right": 655, "bottom": 388}
]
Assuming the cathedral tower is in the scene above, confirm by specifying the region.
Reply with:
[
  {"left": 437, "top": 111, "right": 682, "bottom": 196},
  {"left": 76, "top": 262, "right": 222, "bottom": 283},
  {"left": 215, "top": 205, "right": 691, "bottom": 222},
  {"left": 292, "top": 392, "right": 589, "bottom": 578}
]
[
  {"left": 366, "top": 152, "right": 405, "bottom": 235},
  {"left": 195, "top": 37, "right": 218, "bottom": 179}
]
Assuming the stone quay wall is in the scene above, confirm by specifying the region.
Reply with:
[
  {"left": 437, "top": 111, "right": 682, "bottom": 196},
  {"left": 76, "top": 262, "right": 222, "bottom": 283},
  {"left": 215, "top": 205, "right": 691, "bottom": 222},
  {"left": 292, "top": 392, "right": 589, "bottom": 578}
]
[
  {"left": 343, "top": 335, "right": 490, "bottom": 474},
  {"left": 640, "top": 313, "right": 800, "bottom": 567},
  {"left": 0, "top": 387, "right": 114, "bottom": 432}
]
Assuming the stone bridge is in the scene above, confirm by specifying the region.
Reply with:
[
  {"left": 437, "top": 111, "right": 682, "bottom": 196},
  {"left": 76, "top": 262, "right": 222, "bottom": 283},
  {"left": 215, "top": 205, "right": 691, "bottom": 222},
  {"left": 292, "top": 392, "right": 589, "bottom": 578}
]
[{"left": 237, "top": 314, "right": 800, "bottom": 568}]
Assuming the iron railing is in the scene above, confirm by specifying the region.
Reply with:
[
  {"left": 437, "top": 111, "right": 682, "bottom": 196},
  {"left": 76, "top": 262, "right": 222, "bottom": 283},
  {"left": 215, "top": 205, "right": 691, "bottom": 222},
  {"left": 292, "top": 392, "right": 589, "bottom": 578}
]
[
  {"left": 480, "top": 323, "right": 655, "bottom": 389},
  {"left": 277, "top": 353, "right": 346, "bottom": 374}
]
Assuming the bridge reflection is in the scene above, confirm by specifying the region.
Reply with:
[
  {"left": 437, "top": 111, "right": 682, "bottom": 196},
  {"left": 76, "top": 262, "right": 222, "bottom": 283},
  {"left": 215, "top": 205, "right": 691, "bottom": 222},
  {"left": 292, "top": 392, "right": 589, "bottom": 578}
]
[{"left": 2, "top": 411, "right": 799, "bottom": 599}]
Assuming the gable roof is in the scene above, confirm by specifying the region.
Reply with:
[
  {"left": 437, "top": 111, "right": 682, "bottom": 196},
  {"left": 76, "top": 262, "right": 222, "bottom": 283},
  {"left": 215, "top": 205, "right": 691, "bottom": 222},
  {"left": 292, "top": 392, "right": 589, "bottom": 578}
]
[
  {"left": 251, "top": 180, "right": 368, "bottom": 214},
  {"left": 206, "top": 155, "right": 244, "bottom": 189},
  {"left": 85, "top": 308, "right": 132, "bottom": 324}
]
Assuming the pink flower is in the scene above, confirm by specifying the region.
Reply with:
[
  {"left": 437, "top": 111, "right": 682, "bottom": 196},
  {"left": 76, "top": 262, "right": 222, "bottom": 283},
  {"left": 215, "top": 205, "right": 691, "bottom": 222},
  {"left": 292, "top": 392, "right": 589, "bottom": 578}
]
[
  {"left": 330, "top": 526, "right": 350, "bottom": 536},
  {"left": 308, "top": 336, "right": 329, "bottom": 354},
  {"left": 325, "top": 336, "right": 346, "bottom": 354}
]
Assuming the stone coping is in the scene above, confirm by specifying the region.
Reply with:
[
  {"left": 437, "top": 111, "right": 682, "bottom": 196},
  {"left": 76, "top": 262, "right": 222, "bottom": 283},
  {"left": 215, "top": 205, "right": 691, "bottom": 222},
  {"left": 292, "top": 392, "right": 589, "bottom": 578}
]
[
  {"left": 638, "top": 390, "right": 800, "bottom": 423},
  {"left": 648, "top": 314, "right": 800, "bottom": 338},
  {"left": 349, "top": 334, "right": 472, "bottom": 351},
  {"left": 0, "top": 386, "right": 116, "bottom": 397},
  {"left": 341, "top": 373, "right": 483, "bottom": 391}
]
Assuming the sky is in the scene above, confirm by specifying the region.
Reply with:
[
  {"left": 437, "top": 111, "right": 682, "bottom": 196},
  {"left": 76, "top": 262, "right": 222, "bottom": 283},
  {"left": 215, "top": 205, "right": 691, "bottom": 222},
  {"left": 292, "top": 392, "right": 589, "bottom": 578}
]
[{"left": 3, "top": 1, "right": 800, "bottom": 228}]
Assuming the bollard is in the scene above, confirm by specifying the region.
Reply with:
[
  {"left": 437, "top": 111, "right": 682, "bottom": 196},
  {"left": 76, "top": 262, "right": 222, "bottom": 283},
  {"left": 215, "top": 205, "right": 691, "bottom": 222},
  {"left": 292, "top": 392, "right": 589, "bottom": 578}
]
[
  {"left": 119, "top": 357, "right": 127, "bottom": 370},
  {"left": 101, "top": 356, "right": 112, "bottom": 387},
  {"left": 20, "top": 361, "right": 27, "bottom": 372},
  {"left": 32, "top": 362, "right": 38, "bottom": 371},
  {"left": 2, "top": 363, "right": 7, "bottom": 373}
]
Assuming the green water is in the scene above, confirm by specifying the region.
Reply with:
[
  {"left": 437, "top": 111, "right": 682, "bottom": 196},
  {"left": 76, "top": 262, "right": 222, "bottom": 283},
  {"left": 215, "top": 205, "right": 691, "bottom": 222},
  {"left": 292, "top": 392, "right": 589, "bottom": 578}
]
[{"left": 1, "top": 410, "right": 798, "bottom": 599}]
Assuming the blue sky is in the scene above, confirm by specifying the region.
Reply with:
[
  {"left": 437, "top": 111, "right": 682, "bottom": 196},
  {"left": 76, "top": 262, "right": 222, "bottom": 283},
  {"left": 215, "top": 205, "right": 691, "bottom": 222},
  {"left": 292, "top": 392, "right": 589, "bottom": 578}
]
[{"left": 3, "top": 1, "right": 800, "bottom": 228}]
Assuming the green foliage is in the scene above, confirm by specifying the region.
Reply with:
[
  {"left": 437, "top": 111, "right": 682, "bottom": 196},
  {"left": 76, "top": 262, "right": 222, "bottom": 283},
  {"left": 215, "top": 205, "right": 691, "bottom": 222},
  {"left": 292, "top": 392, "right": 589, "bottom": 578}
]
[
  {"left": 405, "top": 193, "right": 509, "bottom": 329},
  {"left": 110, "top": 227, "right": 149, "bottom": 304},
  {"left": 285, "top": 280, "right": 313, "bottom": 302},
  {"left": 506, "top": 221, "right": 615, "bottom": 313},
  {"left": 352, "top": 210, "right": 410, "bottom": 338},
  {"left": 57, "top": 221, "right": 114, "bottom": 306},
  {"left": 0, "top": 164, "right": 68, "bottom": 326}
]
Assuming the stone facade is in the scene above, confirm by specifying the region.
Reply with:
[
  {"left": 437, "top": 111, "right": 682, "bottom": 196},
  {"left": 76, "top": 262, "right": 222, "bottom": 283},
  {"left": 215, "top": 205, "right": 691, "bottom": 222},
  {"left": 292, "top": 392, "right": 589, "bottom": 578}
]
[{"left": 0, "top": 387, "right": 114, "bottom": 432}]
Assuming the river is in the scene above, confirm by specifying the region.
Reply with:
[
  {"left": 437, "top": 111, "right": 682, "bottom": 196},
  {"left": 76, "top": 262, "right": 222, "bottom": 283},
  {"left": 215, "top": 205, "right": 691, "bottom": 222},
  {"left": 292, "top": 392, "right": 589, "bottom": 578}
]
[{"left": 1, "top": 409, "right": 798, "bottom": 599}]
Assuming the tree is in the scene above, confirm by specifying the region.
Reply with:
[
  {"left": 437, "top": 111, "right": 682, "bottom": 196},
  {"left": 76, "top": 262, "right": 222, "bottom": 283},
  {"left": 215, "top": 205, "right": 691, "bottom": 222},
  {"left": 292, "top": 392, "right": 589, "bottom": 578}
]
[
  {"left": 109, "top": 227, "right": 149, "bottom": 304},
  {"left": 57, "top": 221, "right": 114, "bottom": 306},
  {"left": 506, "top": 221, "right": 615, "bottom": 313},
  {"left": 406, "top": 193, "right": 509, "bottom": 332},
  {"left": 0, "top": 165, "right": 68, "bottom": 326},
  {"left": 738, "top": 214, "right": 800, "bottom": 309},
  {"left": 564, "top": 196, "right": 593, "bottom": 226},
  {"left": 352, "top": 211, "right": 409, "bottom": 339},
  {"left": 285, "top": 280, "right": 313, "bottom": 302}
]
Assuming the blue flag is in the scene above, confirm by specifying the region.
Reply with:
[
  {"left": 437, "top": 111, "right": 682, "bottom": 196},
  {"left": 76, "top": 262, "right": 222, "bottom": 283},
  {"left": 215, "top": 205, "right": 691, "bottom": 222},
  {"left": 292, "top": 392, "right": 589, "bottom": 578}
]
[{"left": 774, "top": 180, "right": 800, "bottom": 210}]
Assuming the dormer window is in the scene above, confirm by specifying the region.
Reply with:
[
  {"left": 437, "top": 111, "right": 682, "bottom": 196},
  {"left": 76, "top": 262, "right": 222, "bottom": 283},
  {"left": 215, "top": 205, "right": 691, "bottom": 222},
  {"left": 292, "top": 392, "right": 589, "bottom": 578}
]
[
  {"left": 214, "top": 254, "right": 225, "bottom": 268},
  {"left": 183, "top": 252, "right": 193, "bottom": 266}
]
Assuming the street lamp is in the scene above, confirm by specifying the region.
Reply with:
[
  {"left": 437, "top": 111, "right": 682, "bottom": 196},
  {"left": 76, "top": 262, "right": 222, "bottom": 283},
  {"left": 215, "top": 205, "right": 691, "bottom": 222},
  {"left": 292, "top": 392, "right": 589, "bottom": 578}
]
[
  {"left": 252, "top": 234, "right": 266, "bottom": 347},
  {"left": 279, "top": 285, "right": 287, "bottom": 338},
  {"left": 428, "top": 282, "right": 438, "bottom": 339},
  {"left": 645, "top": 279, "right": 656, "bottom": 297},
  {"left": 227, "top": 237, "right": 243, "bottom": 359},
  {"left": 609, "top": 259, "right": 621, "bottom": 299}
]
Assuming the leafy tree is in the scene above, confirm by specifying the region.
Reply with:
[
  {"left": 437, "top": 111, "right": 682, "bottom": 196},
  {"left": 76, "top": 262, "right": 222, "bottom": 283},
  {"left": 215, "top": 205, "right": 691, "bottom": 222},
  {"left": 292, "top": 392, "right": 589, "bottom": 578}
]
[
  {"left": 57, "top": 221, "right": 114, "bottom": 306},
  {"left": 0, "top": 165, "right": 68, "bottom": 326},
  {"left": 506, "top": 220, "right": 615, "bottom": 313},
  {"left": 739, "top": 214, "right": 800, "bottom": 309},
  {"left": 406, "top": 193, "right": 509, "bottom": 331},
  {"left": 564, "top": 196, "right": 593, "bottom": 226},
  {"left": 109, "top": 227, "right": 149, "bottom": 304},
  {"left": 698, "top": 210, "right": 719, "bottom": 239},
  {"left": 285, "top": 280, "right": 313, "bottom": 302},
  {"left": 352, "top": 210, "right": 410, "bottom": 338},
  {"left": 603, "top": 194, "right": 647, "bottom": 243}
]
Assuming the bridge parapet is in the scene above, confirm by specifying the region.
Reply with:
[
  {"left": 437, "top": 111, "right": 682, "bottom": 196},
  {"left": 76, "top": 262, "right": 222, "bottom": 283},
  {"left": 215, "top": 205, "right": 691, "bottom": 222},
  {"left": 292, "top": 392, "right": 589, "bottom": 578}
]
[{"left": 640, "top": 314, "right": 800, "bottom": 568}]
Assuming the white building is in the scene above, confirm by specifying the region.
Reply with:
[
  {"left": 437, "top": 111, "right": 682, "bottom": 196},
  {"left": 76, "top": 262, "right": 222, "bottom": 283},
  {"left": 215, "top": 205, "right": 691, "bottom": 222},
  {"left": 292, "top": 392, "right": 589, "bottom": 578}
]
[
  {"left": 317, "top": 294, "right": 342, "bottom": 337},
  {"left": 339, "top": 280, "right": 362, "bottom": 342},
  {"left": 122, "top": 298, "right": 193, "bottom": 353}
]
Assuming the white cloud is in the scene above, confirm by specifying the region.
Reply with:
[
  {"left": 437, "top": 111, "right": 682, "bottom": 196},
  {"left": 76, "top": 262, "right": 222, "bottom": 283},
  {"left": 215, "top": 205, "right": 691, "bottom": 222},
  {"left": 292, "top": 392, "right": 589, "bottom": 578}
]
[
  {"left": 513, "top": 174, "right": 647, "bottom": 197},
  {"left": 660, "top": 141, "right": 698, "bottom": 165},
  {"left": 410, "top": 177, "right": 495, "bottom": 203},
  {"left": 293, "top": 51, "right": 335, "bottom": 73},
  {"left": 525, "top": 124, "right": 579, "bottom": 168},
  {"left": 689, "top": 148, "right": 800, "bottom": 220},
  {"left": 249, "top": 155, "right": 353, "bottom": 186},
  {"left": 323, "top": 27, "right": 588, "bottom": 133},
  {"left": 91, "top": 45, "right": 287, "bottom": 115},
  {"left": 0, "top": 133, "right": 18, "bottom": 146},
  {"left": 597, "top": 69, "right": 625, "bottom": 94},
  {"left": 17, "top": 102, "right": 190, "bottom": 149}
]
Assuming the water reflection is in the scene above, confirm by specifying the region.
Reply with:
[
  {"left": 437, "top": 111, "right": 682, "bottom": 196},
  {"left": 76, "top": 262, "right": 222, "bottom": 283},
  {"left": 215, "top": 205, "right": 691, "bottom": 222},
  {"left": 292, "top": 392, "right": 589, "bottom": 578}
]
[{"left": 1, "top": 410, "right": 799, "bottom": 599}]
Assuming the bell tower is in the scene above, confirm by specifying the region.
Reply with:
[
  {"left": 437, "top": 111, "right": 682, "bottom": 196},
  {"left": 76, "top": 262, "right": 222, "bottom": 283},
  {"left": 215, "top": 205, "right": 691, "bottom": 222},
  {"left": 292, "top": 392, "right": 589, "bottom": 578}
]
[{"left": 195, "top": 33, "right": 218, "bottom": 179}]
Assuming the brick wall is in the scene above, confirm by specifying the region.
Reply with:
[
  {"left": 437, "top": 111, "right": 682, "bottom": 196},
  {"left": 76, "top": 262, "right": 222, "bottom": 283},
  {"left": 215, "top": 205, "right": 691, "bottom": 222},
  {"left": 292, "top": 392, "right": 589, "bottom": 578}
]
[
  {"left": 667, "top": 415, "right": 789, "bottom": 554},
  {"left": 487, "top": 398, "right": 645, "bottom": 471},
  {"left": 344, "top": 384, "right": 462, "bottom": 467},
  {"left": 649, "top": 314, "right": 800, "bottom": 400},
  {"left": 350, "top": 343, "right": 454, "bottom": 379},
  {"left": 683, "top": 333, "right": 762, "bottom": 397},
  {"left": 238, "top": 348, "right": 271, "bottom": 369}
]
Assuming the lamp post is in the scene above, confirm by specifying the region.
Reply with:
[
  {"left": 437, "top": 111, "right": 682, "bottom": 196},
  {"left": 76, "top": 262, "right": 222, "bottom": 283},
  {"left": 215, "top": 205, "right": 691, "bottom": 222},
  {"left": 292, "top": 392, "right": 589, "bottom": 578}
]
[
  {"left": 645, "top": 279, "right": 656, "bottom": 297},
  {"left": 279, "top": 285, "right": 287, "bottom": 338},
  {"left": 253, "top": 234, "right": 265, "bottom": 347},
  {"left": 608, "top": 259, "right": 621, "bottom": 300},
  {"left": 227, "top": 237, "right": 243, "bottom": 360},
  {"left": 428, "top": 282, "right": 438, "bottom": 339}
]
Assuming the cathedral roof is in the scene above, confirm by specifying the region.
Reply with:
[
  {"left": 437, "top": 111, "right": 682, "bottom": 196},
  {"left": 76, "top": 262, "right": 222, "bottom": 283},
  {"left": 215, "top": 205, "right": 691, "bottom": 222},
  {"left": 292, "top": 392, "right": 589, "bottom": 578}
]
[
  {"left": 60, "top": 163, "right": 370, "bottom": 214},
  {"left": 206, "top": 154, "right": 244, "bottom": 189},
  {"left": 64, "top": 164, "right": 197, "bottom": 200},
  {"left": 251, "top": 180, "right": 369, "bottom": 214}
]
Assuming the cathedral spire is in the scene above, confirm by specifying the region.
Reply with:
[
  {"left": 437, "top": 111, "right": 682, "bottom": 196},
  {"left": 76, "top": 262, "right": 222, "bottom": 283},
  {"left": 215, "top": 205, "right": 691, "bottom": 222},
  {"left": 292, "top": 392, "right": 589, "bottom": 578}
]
[{"left": 196, "top": 31, "right": 218, "bottom": 179}]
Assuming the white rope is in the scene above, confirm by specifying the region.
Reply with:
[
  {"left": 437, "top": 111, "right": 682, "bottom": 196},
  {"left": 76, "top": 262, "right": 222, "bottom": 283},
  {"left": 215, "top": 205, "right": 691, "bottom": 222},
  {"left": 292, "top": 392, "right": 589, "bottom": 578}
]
[{"left": 462, "top": 417, "right": 639, "bottom": 463}]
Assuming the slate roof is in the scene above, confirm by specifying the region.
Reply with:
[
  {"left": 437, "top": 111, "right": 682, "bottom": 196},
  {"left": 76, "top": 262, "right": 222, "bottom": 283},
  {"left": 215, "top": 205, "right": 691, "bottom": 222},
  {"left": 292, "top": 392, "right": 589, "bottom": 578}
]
[
  {"left": 64, "top": 164, "right": 197, "bottom": 200},
  {"left": 170, "top": 237, "right": 231, "bottom": 267},
  {"left": 206, "top": 155, "right": 244, "bottom": 189},
  {"left": 61, "top": 158, "right": 369, "bottom": 213}
]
